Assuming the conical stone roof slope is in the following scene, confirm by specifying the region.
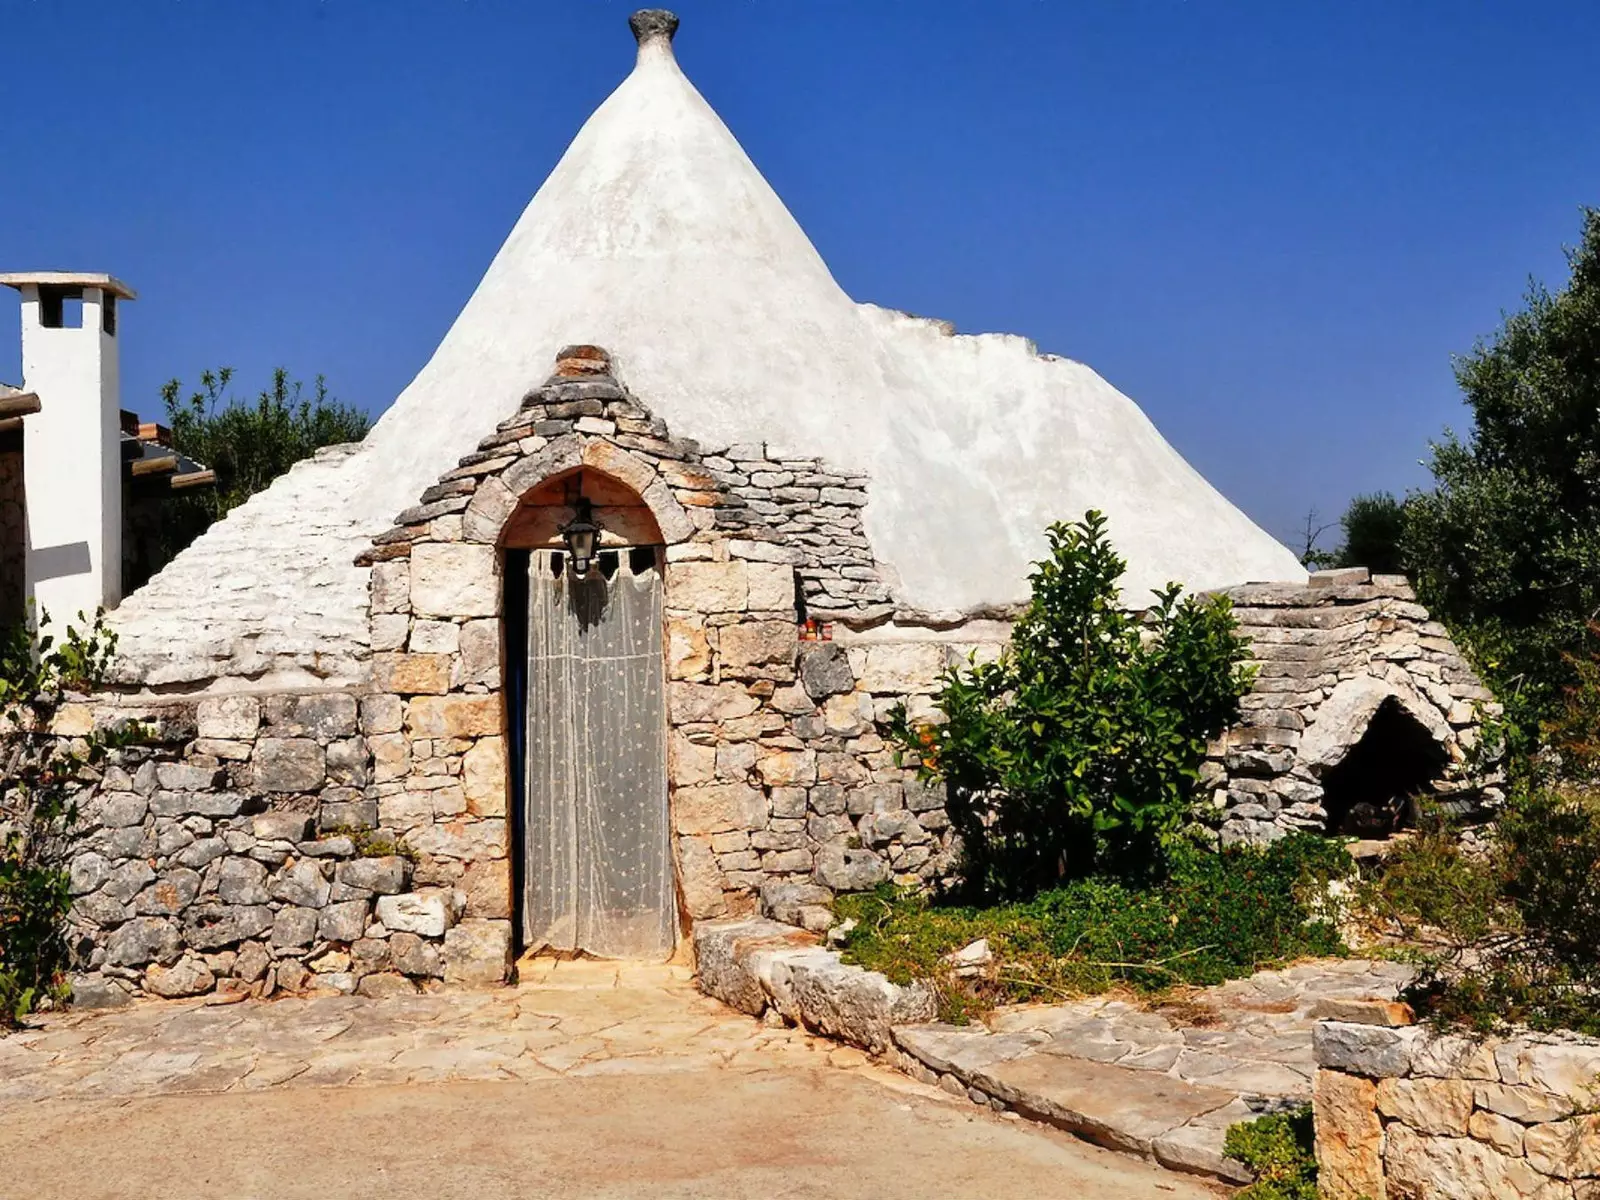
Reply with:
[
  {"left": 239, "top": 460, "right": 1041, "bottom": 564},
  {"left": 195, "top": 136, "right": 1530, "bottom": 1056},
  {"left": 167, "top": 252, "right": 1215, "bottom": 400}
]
[{"left": 110, "top": 10, "right": 1304, "bottom": 687}]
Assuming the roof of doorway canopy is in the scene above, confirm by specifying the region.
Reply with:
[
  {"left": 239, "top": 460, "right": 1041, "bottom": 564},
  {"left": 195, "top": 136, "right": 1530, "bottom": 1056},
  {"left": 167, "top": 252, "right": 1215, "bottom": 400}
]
[{"left": 108, "top": 9, "right": 1304, "bottom": 687}]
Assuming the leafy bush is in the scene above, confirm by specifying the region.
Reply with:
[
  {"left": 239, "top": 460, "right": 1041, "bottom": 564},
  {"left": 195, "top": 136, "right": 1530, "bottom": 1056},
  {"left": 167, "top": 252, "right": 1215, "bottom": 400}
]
[
  {"left": 0, "top": 614, "right": 121, "bottom": 1025},
  {"left": 1336, "top": 491, "right": 1406, "bottom": 575},
  {"left": 835, "top": 836, "right": 1348, "bottom": 1021},
  {"left": 1378, "top": 789, "right": 1600, "bottom": 1037},
  {"left": 1223, "top": 1106, "right": 1317, "bottom": 1200},
  {"left": 889, "top": 511, "right": 1254, "bottom": 899},
  {"left": 1354, "top": 818, "right": 1508, "bottom": 948}
]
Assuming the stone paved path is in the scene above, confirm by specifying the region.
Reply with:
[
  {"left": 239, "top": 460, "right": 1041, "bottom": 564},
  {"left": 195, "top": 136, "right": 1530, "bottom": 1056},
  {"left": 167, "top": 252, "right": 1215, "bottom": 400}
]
[
  {"left": 0, "top": 960, "right": 1217, "bottom": 1199},
  {"left": 891, "top": 957, "right": 1419, "bottom": 1183}
]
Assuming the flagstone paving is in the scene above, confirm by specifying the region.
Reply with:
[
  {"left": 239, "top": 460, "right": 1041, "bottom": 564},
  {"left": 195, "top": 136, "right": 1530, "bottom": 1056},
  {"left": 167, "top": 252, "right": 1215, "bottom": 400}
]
[
  {"left": 890, "top": 956, "right": 1420, "bottom": 1182},
  {"left": 0, "top": 958, "right": 1217, "bottom": 1199}
]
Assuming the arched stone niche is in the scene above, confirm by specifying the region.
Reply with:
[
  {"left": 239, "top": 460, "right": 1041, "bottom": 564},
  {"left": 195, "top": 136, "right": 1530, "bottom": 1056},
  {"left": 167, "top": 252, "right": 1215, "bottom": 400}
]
[{"left": 500, "top": 465, "right": 665, "bottom": 551}]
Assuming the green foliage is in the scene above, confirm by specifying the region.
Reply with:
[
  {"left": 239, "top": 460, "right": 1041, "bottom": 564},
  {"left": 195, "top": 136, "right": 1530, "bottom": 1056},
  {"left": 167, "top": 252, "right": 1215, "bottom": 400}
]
[
  {"left": 888, "top": 511, "right": 1254, "bottom": 899},
  {"left": 1382, "top": 789, "right": 1600, "bottom": 1038},
  {"left": 1337, "top": 491, "right": 1407, "bottom": 575},
  {"left": 1223, "top": 1106, "right": 1318, "bottom": 1200},
  {"left": 835, "top": 837, "right": 1349, "bottom": 1021},
  {"left": 156, "top": 367, "right": 371, "bottom": 562},
  {"left": 324, "top": 825, "right": 416, "bottom": 863},
  {"left": 1403, "top": 208, "right": 1600, "bottom": 726},
  {"left": 1354, "top": 818, "right": 1508, "bottom": 948},
  {"left": 0, "top": 612, "right": 122, "bottom": 1025}
]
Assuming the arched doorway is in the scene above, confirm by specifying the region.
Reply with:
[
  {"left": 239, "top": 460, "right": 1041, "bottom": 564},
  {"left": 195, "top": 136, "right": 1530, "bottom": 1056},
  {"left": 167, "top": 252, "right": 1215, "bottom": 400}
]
[
  {"left": 1319, "top": 697, "right": 1449, "bottom": 837},
  {"left": 503, "top": 468, "right": 674, "bottom": 959}
]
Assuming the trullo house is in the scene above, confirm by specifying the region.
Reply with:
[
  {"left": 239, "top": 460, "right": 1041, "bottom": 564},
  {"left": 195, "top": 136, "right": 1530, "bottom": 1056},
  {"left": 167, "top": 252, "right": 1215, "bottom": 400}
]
[{"left": 19, "top": 11, "right": 1490, "bottom": 1006}]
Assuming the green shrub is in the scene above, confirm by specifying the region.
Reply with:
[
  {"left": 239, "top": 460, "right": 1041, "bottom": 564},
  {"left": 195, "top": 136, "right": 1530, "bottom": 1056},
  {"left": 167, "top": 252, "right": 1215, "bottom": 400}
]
[
  {"left": 888, "top": 511, "right": 1254, "bottom": 899},
  {"left": 836, "top": 836, "right": 1348, "bottom": 1021},
  {"left": 1354, "top": 818, "right": 1509, "bottom": 947},
  {"left": 0, "top": 613, "right": 122, "bottom": 1025},
  {"left": 1395, "top": 788, "right": 1600, "bottom": 1037},
  {"left": 1223, "top": 1106, "right": 1317, "bottom": 1200}
]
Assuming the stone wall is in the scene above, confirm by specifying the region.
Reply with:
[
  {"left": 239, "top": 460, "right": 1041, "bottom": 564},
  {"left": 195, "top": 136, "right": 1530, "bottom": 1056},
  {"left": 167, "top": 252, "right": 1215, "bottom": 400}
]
[
  {"left": 1, "top": 431, "right": 23, "bottom": 630},
  {"left": 63, "top": 692, "right": 499, "bottom": 1008},
  {"left": 1208, "top": 569, "right": 1496, "bottom": 846},
  {"left": 1313, "top": 1015, "right": 1600, "bottom": 1199}
]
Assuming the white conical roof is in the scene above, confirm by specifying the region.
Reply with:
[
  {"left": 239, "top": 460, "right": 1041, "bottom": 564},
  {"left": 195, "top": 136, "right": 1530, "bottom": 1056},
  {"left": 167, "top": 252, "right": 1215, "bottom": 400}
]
[{"left": 111, "top": 11, "right": 1303, "bottom": 686}]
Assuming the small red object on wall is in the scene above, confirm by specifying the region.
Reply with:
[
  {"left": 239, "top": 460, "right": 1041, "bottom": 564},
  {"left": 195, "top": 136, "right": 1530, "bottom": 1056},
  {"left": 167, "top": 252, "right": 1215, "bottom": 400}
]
[{"left": 799, "top": 619, "right": 833, "bottom": 642}]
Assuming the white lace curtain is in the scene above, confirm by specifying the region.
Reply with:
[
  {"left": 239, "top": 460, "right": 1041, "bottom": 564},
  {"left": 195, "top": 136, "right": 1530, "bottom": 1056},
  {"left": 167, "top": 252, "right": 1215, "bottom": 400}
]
[{"left": 523, "top": 548, "right": 675, "bottom": 959}]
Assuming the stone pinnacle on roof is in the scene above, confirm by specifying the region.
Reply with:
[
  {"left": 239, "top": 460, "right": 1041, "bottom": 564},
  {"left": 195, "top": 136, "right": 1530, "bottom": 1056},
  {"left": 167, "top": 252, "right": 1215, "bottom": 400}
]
[{"left": 630, "top": 9, "right": 679, "bottom": 47}]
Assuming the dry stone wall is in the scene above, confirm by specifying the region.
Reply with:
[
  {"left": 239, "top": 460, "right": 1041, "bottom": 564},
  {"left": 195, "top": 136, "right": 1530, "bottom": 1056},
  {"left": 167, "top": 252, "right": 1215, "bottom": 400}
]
[
  {"left": 1314, "top": 1016, "right": 1600, "bottom": 1200},
  {"left": 62, "top": 692, "right": 489, "bottom": 1008},
  {"left": 1208, "top": 570, "right": 1496, "bottom": 845}
]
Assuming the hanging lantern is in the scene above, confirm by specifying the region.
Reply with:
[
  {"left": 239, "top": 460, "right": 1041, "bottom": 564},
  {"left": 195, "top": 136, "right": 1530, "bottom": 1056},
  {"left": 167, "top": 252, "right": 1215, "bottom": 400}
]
[{"left": 559, "top": 497, "right": 603, "bottom": 578}]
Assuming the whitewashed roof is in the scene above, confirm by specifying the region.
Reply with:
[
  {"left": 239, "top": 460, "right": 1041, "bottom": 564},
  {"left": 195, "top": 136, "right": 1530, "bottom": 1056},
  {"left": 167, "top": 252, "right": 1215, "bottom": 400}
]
[{"left": 110, "top": 10, "right": 1303, "bottom": 688}]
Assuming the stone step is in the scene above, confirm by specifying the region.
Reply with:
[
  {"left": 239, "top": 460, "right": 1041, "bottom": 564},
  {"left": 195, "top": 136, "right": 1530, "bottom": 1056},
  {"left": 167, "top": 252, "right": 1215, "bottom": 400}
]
[{"left": 894, "top": 1025, "right": 1255, "bottom": 1185}]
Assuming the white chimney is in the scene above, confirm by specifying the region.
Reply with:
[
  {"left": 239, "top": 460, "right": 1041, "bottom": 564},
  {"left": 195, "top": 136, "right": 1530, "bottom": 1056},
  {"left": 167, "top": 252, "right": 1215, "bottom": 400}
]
[{"left": 1, "top": 271, "right": 136, "bottom": 635}]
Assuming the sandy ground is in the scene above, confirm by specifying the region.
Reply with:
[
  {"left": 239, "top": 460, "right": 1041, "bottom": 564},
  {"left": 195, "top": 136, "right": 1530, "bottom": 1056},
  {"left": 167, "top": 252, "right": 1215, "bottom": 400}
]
[{"left": 1, "top": 1068, "right": 1220, "bottom": 1199}]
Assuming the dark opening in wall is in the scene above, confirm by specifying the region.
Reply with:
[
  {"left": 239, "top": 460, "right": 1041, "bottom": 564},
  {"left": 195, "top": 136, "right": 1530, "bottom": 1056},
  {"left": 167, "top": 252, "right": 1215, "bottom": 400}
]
[
  {"left": 1321, "top": 698, "right": 1449, "bottom": 837},
  {"left": 37, "top": 287, "right": 84, "bottom": 329}
]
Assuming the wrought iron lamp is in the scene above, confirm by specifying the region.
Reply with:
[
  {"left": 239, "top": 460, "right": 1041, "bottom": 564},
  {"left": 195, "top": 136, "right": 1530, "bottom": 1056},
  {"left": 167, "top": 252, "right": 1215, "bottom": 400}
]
[{"left": 559, "top": 497, "right": 603, "bottom": 578}]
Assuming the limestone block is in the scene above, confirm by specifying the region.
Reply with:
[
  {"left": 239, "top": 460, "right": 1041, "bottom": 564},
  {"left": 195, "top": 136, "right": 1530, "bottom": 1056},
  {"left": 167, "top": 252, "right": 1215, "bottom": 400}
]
[
  {"left": 1387, "top": 1125, "right": 1555, "bottom": 1200},
  {"left": 670, "top": 733, "right": 717, "bottom": 787},
  {"left": 756, "top": 749, "right": 817, "bottom": 788},
  {"left": 390, "top": 931, "right": 443, "bottom": 978},
  {"left": 676, "top": 835, "right": 727, "bottom": 919},
  {"left": 335, "top": 856, "right": 407, "bottom": 895},
  {"left": 272, "top": 906, "right": 319, "bottom": 948},
  {"left": 370, "top": 560, "right": 411, "bottom": 614},
  {"left": 1314, "top": 1020, "right": 1420, "bottom": 1077},
  {"left": 374, "top": 652, "right": 453, "bottom": 696},
  {"left": 325, "top": 737, "right": 370, "bottom": 787},
  {"left": 858, "top": 643, "right": 946, "bottom": 694},
  {"left": 405, "top": 817, "right": 507, "bottom": 861},
  {"left": 443, "top": 918, "right": 512, "bottom": 986},
  {"left": 667, "top": 561, "right": 747, "bottom": 612},
  {"left": 411, "top": 543, "right": 497, "bottom": 619},
  {"left": 144, "top": 959, "right": 215, "bottom": 998},
  {"left": 376, "top": 891, "right": 453, "bottom": 937},
  {"left": 318, "top": 899, "right": 371, "bottom": 943},
  {"left": 454, "top": 619, "right": 501, "bottom": 688},
  {"left": 271, "top": 860, "right": 331, "bottom": 909},
  {"left": 134, "top": 870, "right": 201, "bottom": 916},
  {"left": 1377, "top": 1075, "right": 1475, "bottom": 1135},
  {"left": 183, "top": 904, "right": 274, "bottom": 951},
  {"left": 406, "top": 695, "right": 502, "bottom": 739},
  {"left": 746, "top": 563, "right": 796, "bottom": 611},
  {"left": 822, "top": 691, "right": 873, "bottom": 736},
  {"left": 150, "top": 790, "right": 246, "bottom": 818},
  {"left": 68, "top": 976, "right": 131, "bottom": 1009},
  {"left": 814, "top": 847, "right": 890, "bottom": 892},
  {"left": 1313, "top": 1070, "right": 1384, "bottom": 1200},
  {"left": 98, "top": 792, "right": 149, "bottom": 828},
  {"left": 674, "top": 783, "right": 766, "bottom": 835},
  {"left": 104, "top": 917, "right": 183, "bottom": 967},
  {"left": 798, "top": 644, "right": 854, "bottom": 700},
  {"left": 371, "top": 613, "right": 409, "bottom": 653},
  {"left": 463, "top": 737, "right": 507, "bottom": 816},
  {"left": 719, "top": 620, "right": 796, "bottom": 669},
  {"left": 252, "top": 812, "right": 313, "bottom": 843},
  {"left": 667, "top": 616, "right": 711, "bottom": 680},
  {"left": 410, "top": 619, "right": 460, "bottom": 655},
  {"left": 369, "top": 732, "right": 410, "bottom": 783},
  {"left": 463, "top": 475, "right": 516, "bottom": 543},
  {"left": 1525, "top": 1114, "right": 1600, "bottom": 1179},
  {"left": 642, "top": 477, "right": 694, "bottom": 543},
  {"left": 217, "top": 857, "right": 270, "bottom": 905},
  {"left": 252, "top": 738, "right": 325, "bottom": 792},
  {"left": 378, "top": 791, "right": 434, "bottom": 830},
  {"left": 1411, "top": 1031, "right": 1502, "bottom": 1080},
  {"left": 361, "top": 694, "right": 405, "bottom": 737},
  {"left": 668, "top": 682, "right": 759, "bottom": 724},
  {"left": 1476, "top": 1082, "right": 1579, "bottom": 1124},
  {"left": 461, "top": 860, "right": 512, "bottom": 919},
  {"left": 1495, "top": 1038, "right": 1600, "bottom": 1106},
  {"left": 1469, "top": 1109, "right": 1526, "bottom": 1157},
  {"left": 693, "top": 918, "right": 815, "bottom": 1015},
  {"left": 196, "top": 695, "right": 260, "bottom": 741}
]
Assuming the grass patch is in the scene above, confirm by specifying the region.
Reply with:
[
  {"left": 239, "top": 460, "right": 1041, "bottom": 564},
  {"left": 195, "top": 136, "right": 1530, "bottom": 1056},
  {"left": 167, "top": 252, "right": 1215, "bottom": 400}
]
[
  {"left": 1223, "top": 1106, "right": 1317, "bottom": 1200},
  {"left": 834, "top": 836, "right": 1349, "bottom": 1022}
]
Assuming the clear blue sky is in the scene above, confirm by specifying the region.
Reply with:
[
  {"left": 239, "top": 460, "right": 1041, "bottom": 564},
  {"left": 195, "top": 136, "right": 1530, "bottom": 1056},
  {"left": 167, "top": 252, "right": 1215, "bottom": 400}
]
[{"left": 3, "top": 2, "right": 1596, "bottom": 552}]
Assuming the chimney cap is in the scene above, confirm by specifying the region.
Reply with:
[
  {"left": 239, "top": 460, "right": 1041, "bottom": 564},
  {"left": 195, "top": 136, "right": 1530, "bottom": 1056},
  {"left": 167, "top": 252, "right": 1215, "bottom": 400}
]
[
  {"left": 0, "top": 272, "right": 137, "bottom": 301},
  {"left": 629, "top": 9, "right": 679, "bottom": 47}
]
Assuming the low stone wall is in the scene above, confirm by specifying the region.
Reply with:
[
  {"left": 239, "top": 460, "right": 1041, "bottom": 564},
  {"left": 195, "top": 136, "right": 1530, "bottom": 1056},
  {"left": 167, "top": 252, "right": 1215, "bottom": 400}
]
[
  {"left": 1313, "top": 1015, "right": 1600, "bottom": 1199},
  {"left": 63, "top": 691, "right": 508, "bottom": 1008},
  {"left": 693, "top": 917, "right": 935, "bottom": 1054}
]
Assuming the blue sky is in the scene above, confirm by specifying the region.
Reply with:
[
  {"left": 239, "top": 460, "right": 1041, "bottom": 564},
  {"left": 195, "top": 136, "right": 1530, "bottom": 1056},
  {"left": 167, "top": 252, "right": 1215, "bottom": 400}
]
[{"left": 2, "top": 1, "right": 1596, "bottom": 552}]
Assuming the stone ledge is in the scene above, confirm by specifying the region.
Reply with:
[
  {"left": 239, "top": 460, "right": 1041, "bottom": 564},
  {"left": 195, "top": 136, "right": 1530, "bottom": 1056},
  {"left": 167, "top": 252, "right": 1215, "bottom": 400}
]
[{"left": 692, "top": 918, "right": 935, "bottom": 1054}]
